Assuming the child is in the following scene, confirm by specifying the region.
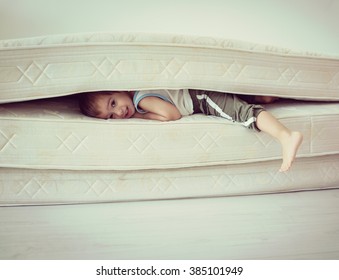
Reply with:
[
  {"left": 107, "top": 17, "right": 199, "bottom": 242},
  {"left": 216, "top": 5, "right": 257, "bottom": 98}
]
[{"left": 78, "top": 89, "right": 302, "bottom": 172}]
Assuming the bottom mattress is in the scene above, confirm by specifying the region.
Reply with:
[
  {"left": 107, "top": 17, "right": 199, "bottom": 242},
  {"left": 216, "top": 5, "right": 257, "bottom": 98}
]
[{"left": 1, "top": 153, "right": 339, "bottom": 206}]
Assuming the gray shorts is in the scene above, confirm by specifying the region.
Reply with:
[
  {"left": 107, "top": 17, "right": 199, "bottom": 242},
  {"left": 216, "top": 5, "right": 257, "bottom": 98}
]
[{"left": 189, "top": 89, "right": 265, "bottom": 131}]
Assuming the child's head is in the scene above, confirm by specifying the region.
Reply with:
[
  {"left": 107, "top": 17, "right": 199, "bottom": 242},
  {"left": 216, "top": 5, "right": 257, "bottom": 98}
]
[{"left": 78, "top": 91, "right": 135, "bottom": 119}]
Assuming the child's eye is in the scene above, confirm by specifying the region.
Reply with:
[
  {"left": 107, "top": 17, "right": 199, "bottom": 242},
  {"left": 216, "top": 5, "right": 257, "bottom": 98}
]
[{"left": 111, "top": 100, "right": 115, "bottom": 108}]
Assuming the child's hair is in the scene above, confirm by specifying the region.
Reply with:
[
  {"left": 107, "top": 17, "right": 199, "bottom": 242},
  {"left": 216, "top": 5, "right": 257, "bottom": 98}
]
[{"left": 78, "top": 91, "right": 111, "bottom": 117}]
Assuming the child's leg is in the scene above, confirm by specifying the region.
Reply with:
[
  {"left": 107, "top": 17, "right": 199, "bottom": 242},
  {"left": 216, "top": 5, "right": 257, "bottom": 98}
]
[
  {"left": 256, "top": 111, "right": 303, "bottom": 172},
  {"left": 189, "top": 90, "right": 303, "bottom": 171},
  {"left": 189, "top": 90, "right": 264, "bottom": 130}
]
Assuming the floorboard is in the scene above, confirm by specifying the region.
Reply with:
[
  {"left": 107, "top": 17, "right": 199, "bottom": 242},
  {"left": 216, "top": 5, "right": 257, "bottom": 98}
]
[{"left": 1, "top": 189, "right": 339, "bottom": 259}]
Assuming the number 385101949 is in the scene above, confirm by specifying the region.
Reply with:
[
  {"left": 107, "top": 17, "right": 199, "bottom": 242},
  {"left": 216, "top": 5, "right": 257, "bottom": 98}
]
[{"left": 189, "top": 266, "right": 243, "bottom": 276}]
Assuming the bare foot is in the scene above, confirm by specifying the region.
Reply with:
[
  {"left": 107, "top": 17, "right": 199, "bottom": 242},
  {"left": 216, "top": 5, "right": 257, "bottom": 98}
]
[{"left": 279, "top": 131, "right": 303, "bottom": 172}]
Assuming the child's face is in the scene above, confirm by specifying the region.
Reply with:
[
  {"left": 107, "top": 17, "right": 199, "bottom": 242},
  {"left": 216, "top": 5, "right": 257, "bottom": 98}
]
[{"left": 95, "top": 91, "right": 135, "bottom": 119}]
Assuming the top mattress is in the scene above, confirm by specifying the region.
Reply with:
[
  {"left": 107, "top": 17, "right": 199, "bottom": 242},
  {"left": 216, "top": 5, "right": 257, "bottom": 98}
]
[{"left": 1, "top": 0, "right": 339, "bottom": 103}]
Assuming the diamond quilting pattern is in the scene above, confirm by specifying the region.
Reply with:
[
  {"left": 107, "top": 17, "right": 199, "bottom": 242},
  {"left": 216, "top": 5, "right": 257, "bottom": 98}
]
[
  {"left": 0, "top": 130, "right": 16, "bottom": 152},
  {"left": 193, "top": 133, "right": 222, "bottom": 152},
  {"left": 85, "top": 180, "right": 117, "bottom": 196},
  {"left": 319, "top": 164, "right": 339, "bottom": 184},
  {"left": 1, "top": 100, "right": 339, "bottom": 169},
  {"left": 1, "top": 33, "right": 339, "bottom": 207},
  {"left": 224, "top": 60, "right": 244, "bottom": 79},
  {"left": 149, "top": 177, "right": 177, "bottom": 193},
  {"left": 2, "top": 34, "right": 339, "bottom": 104},
  {"left": 16, "top": 179, "right": 49, "bottom": 198},
  {"left": 253, "top": 133, "right": 275, "bottom": 149},
  {"left": 93, "top": 57, "right": 122, "bottom": 79},
  {"left": 128, "top": 135, "right": 157, "bottom": 154},
  {"left": 163, "top": 58, "right": 187, "bottom": 77},
  {"left": 211, "top": 175, "right": 234, "bottom": 190},
  {"left": 56, "top": 133, "right": 88, "bottom": 153},
  {"left": 1, "top": 155, "right": 339, "bottom": 205},
  {"left": 17, "top": 62, "right": 49, "bottom": 85},
  {"left": 279, "top": 67, "right": 298, "bottom": 84},
  {"left": 9, "top": 56, "right": 337, "bottom": 92}
]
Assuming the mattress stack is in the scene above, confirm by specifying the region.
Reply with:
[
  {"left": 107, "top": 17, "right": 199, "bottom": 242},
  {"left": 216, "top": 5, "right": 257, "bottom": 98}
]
[{"left": 1, "top": 1, "right": 339, "bottom": 205}]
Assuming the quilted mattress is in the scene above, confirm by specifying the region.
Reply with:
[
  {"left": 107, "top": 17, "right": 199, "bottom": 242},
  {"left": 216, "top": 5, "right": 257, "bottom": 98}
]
[
  {"left": 1, "top": 32, "right": 339, "bottom": 103},
  {"left": 1, "top": 97, "right": 339, "bottom": 205},
  {"left": 1, "top": 1, "right": 339, "bottom": 103},
  {"left": 1, "top": 97, "right": 339, "bottom": 170},
  {"left": 1, "top": 0, "right": 339, "bottom": 205}
]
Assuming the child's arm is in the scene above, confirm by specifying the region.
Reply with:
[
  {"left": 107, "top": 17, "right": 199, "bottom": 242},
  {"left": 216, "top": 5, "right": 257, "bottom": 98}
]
[{"left": 132, "top": 96, "right": 182, "bottom": 121}]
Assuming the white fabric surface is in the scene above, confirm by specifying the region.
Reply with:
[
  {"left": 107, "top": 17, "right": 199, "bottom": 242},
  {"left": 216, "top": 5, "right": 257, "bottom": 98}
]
[{"left": 1, "top": 0, "right": 339, "bottom": 103}]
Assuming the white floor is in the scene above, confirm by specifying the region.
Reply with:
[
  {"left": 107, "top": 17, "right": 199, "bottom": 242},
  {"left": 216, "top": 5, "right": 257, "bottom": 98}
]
[{"left": 1, "top": 189, "right": 339, "bottom": 260}]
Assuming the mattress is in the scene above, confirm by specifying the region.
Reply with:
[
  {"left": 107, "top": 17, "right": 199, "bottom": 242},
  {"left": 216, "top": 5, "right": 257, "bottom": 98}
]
[
  {"left": 1, "top": 97, "right": 339, "bottom": 170},
  {"left": 1, "top": 155, "right": 339, "bottom": 206},
  {"left": 1, "top": 97, "right": 339, "bottom": 205},
  {"left": 1, "top": 32, "right": 339, "bottom": 103},
  {"left": 1, "top": 1, "right": 339, "bottom": 103},
  {"left": 1, "top": 0, "right": 339, "bottom": 206}
]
